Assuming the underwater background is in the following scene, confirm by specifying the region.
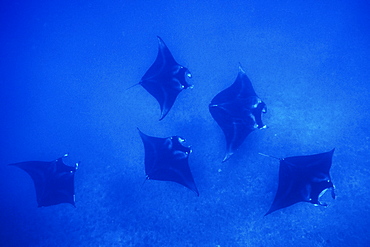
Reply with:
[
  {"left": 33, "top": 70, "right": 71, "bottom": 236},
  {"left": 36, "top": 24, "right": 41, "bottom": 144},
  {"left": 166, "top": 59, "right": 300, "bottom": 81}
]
[{"left": 1, "top": 0, "right": 369, "bottom": 246}]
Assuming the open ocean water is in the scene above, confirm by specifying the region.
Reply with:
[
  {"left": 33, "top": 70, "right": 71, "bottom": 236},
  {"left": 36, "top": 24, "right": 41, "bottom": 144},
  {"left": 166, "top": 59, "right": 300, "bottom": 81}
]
[{"left": 0, "top": 1, "right": 369, "bottom": 246}]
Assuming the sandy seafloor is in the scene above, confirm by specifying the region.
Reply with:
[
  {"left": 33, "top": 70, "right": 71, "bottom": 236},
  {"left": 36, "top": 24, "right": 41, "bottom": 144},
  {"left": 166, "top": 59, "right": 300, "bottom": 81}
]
[{"left": 0, "top": 1, "right": 369, "bottom": 246}]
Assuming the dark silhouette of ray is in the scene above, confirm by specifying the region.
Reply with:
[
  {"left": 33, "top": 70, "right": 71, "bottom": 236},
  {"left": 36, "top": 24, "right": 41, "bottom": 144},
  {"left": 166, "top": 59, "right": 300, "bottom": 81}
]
[
  {"left": 140, "top": 36, "right": 192, "bottom": 120},
  {"left": 9, "top": 154, "right": 78, "bottom": 207},
  {"left": 263, "top": 149, "right": 336, "bottom": 215},
  {"left": 138, "top": 129, "right": 198, "bottom": 195},
  {"left": 209, "top": 64, "right": 266, "bottom": 162}
]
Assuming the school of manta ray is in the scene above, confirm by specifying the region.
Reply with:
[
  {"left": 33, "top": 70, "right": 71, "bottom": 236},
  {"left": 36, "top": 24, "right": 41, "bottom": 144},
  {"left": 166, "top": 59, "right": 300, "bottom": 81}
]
[{"left": 8, "top": 36, "right": 336, "bottom": 215}]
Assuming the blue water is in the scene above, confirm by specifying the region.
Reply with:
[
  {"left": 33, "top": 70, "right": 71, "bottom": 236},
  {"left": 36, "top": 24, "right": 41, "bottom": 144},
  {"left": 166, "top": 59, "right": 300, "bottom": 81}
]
[{"left": 1, "top": 1, "right": 369, "bottom": 246}]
